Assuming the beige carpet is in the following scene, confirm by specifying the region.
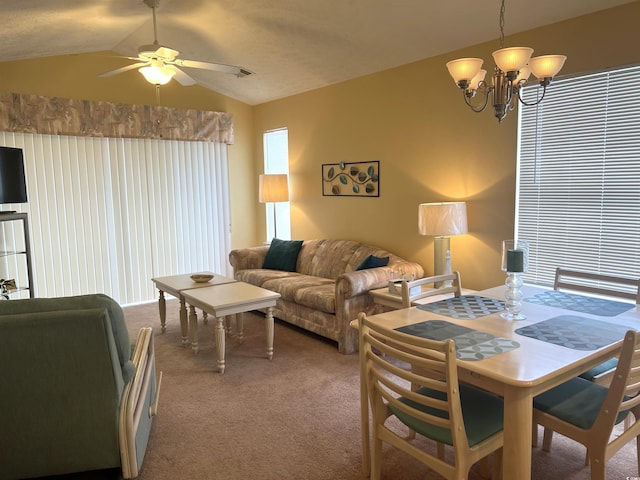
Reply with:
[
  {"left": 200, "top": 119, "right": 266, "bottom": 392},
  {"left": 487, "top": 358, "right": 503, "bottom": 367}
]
[{"left": 44, "top": 300, "right": 637, "bottom": 479}]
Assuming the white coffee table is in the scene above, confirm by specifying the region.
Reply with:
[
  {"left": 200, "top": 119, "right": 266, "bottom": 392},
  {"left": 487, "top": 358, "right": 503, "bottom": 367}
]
[
  {"left": 151, "top": 273, "right": 236, "bottom": 346},
  {"left": 181, "top": 282, "right": 281, "bottom": 374}
]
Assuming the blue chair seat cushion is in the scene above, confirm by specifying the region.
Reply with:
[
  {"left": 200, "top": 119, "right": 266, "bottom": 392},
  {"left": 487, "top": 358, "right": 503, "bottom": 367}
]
[
  {"left": 390, "top": 384, "right": 503, "bottom": 447},
  {"left": 533, "top": 376, "right": 628, "bottom": 429},
  {"left": 578, "top": 358, "right": 618, "bottom": 381}
]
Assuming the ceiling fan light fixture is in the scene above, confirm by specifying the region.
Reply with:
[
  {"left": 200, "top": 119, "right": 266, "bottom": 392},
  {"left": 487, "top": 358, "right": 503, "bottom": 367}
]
[{"left": 139, "top": 65, "right": 175, "bottom": 85}]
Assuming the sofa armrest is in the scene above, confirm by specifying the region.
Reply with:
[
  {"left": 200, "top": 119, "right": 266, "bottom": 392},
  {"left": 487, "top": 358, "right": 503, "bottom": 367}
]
[
  {"left": 229, "top": 245, "right": 270, "bottom": 273},
  {"left": 337, "top": 261, "right": 425, "bottom": 298}
]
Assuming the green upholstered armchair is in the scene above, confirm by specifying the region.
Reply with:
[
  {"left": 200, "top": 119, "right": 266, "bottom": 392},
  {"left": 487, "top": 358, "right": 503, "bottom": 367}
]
[{"left": 0, "top": 294, "right": 162, "bottom": 479}]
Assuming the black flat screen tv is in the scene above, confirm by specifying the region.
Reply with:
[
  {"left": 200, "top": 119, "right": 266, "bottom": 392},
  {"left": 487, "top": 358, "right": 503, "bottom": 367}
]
[{"left": 0, "top": 146, "right": 28, "bottom": 206}]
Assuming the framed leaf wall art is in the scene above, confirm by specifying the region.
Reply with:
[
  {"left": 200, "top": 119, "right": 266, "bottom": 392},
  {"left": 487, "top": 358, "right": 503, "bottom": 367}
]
[{"left": 322, "top": 160, "right": 379, "bottom": 197}]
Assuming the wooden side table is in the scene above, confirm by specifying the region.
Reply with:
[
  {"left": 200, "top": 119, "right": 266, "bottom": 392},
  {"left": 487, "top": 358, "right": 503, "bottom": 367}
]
[{"left": 151, "top": 273, "right": 236, "bottom": 346}]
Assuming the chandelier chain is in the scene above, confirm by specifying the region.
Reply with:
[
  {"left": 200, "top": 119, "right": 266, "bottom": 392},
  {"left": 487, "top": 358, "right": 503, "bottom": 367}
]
[{"left": 499, "top": 0, "right": 505, "bottom": 49}]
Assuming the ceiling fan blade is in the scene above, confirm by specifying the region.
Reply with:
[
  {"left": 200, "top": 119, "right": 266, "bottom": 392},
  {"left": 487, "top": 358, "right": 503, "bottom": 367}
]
[
  {"left": 166, "top": 65, "right": 197, "bottom": 86},
  {"left": 174, "top": 59, "right": 252, "bottom": 77},
  {"left": 99, "top": 62, "right": 149, "bottom": 78}
]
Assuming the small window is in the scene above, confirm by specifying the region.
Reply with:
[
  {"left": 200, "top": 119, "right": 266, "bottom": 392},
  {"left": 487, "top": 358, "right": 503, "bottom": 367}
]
[{"left": 263, "top": 128, "right": 291, "bottom": 240}]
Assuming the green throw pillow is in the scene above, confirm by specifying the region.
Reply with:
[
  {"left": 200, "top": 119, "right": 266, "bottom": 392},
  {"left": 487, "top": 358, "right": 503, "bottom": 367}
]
[
  {"left": 263, "top": 238, "right": 304, "bottom": 272},
  {"left": 357, "top": 254, "right": 390, "bottom": 270}
]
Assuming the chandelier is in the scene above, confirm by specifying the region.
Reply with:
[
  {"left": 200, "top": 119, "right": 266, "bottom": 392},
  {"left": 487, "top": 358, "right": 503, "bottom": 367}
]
[{"left": 446, "top": 0, "right": 566, "bottom": 123}]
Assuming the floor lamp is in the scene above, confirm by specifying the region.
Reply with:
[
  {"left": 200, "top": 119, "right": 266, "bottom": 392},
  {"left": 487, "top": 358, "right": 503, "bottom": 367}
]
[
  {"left": 259, "top": 174, "right": 289, "bottom": 241},
  {"left": 418, "top": 202, "right": 468, "bottom": 282}
]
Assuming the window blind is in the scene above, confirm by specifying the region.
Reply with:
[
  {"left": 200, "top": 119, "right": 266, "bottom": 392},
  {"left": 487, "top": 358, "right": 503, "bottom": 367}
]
[
  {"left": 0, "top": 132, "right": 232, "bottom": 305},
  {"left": 517, "top": 64, "right": 640, "bottom": 291}
]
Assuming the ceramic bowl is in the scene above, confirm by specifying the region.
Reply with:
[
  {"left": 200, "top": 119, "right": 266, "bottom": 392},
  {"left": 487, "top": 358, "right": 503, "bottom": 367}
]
[{"left": 190, "top": 273, "right": 214, "bottom": 283}]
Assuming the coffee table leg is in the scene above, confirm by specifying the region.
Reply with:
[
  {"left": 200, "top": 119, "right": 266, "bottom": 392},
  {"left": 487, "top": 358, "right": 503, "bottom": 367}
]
[
  {"left": 188, "top": 305, "right": 199, "bottom": 354},
  {"left": 158, "top": 290, "right": 166, "bottom": 333},
  {"left": 215, "top": 316, "right": 226, "bottom": 374},
  {"left": 266, "top": 306, "right": 274, "bottom": 360},
  {"left": 203, "top": 311, "right": 208, "bottom": 325},
  {"left": 237, "top": 313, "right": 244, "bottom": 342},
  {"left": 180, "top": 298, "right": 189, "bottom": 347}
]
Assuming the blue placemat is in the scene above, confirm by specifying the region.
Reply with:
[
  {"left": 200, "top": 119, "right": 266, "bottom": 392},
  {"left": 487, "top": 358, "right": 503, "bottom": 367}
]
[
  {"left": 417, "top": 295, "right": 505, "bottom": 320},
  {"left": 514, "top": 315, "right": 631, "bottom": 350},
  {"left": 525, "top": 290, "right": 635, "bottom": 317},
  {"left": 396, "top": 319, "right": 519, "bottom": 361}
]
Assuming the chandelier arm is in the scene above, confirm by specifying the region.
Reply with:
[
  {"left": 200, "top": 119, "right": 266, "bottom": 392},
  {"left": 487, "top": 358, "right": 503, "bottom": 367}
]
[
  {"left": 463, "top": 85, "right": 492, "bottom": 113},
  {"left": 517, "top": 84, "right": 547, "bottom": 106}
]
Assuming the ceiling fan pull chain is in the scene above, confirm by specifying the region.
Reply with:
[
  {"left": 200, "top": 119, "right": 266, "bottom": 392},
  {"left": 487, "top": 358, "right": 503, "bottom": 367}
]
[{"left": 155, "top": 85, "right": 161, "bottom": 104}]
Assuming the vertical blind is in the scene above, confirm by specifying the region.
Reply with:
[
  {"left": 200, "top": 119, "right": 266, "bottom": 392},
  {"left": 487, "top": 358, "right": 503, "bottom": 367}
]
[
  {"left": 0, "top": 132, "right": 232, "bottom": 305},
  {"left": 517, "top": 64, "right": 640, "bottom": 290}
]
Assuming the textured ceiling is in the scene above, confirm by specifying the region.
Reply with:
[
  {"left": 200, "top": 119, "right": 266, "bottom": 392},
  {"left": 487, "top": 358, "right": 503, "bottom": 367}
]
[{"left": 0, "top": 0, "right": 635, "bottom": 105}]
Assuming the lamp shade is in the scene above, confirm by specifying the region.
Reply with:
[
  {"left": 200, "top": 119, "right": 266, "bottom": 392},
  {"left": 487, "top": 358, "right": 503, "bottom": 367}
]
[
  {"left": 139, "top": 64, "right": 175, "bottom": 85},
  {"left": 418, "top": 202, "right": 468, "bottom": 236},
  {"left": 446, "top": 58, "right": 483, "bottom": 84},
  {"left": 492, "top": 47, "right": 533, "bottom": 73},
  {"left": 528, "top": 55, "right": 567, "bottom": 79},
  {"left": 259, "top": 174, "right": 289, "bottom": 203}
]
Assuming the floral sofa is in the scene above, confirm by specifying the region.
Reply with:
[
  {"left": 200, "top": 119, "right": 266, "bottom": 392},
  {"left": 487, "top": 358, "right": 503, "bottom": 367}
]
[{"left": 229, "top": 239, "right": 424, "bottom": 354}]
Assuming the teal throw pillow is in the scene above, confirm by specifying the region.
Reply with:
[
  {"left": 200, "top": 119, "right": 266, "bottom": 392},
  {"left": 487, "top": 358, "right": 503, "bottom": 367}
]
[
  {"left": 357, "top": 255, "right": 390, "bottom": 270},
  {"left": 263, "top": 238, "right": 304, "bottom": 272}
]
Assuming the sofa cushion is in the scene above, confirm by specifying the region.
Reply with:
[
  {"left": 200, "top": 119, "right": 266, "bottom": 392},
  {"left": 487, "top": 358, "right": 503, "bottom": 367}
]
[
  {"left": 356, "top": 254, "right": 390, "bottom": 270},
  {"left": 263, "top": 238, "right": 304, "bottom": 272},
  {"left": 235, "top": 269, "right": 303, "bottom": 287},
  {"left": 262, "top": 274, "right": 334, "bottom": 302},
  {"left": 294, "top": 283, "right": 337, "bottom": 314}
]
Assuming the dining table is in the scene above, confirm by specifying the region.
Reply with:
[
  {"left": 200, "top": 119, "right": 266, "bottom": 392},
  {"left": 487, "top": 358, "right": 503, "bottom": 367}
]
[{"left": 353, "top": 284, "right": 640, "bottom": 480}]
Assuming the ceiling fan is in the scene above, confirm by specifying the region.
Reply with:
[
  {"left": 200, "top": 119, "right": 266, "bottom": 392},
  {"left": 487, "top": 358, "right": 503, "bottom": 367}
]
[{"left": 99, "top": 0, "right": 252, "bottom": 86}]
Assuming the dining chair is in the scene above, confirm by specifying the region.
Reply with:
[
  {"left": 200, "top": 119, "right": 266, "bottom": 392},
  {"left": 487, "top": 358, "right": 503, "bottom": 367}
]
[
  {"left": 554, "top": 268, "right": 640, "bottom": 385},
  {"left": 398, "top": 271, "right": 463, "bottom": 308},
  {"left": 358, "top": 312, "right": 504, "bottom": 480},
  {"left": 532, "top": 330, "right": 640, "bottom": 480}
]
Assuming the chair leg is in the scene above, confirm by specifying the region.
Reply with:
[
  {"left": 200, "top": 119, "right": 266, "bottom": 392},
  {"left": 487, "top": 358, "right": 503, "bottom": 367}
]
[
  {"left": 493, "top": 448, "right": 503, "bottom": 480},
  {"left": 437, "top": 442, "right": 445, "bottom": 460},
  {"left": 541, "top": 428, "right": 553, "bottom": 452},
  {"left": 636, "top": 435, "right": 640, "bottom": 476}
]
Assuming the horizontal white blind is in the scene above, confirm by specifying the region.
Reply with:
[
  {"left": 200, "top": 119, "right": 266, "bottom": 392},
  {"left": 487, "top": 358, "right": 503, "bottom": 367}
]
[
  {"left": 0, "top": 132, "right": 231, "bottom": 305},
  {"left": 517, "top": 65, "right": 640, "bottom": 291}
]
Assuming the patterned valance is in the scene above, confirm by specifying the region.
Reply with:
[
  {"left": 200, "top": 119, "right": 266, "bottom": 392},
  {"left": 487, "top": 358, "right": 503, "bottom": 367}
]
[{"left": 0, "top": 92, "right": 234, "bottom": 144}]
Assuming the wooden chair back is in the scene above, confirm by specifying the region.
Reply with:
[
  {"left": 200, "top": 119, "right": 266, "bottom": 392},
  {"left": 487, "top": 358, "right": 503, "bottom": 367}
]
[
  {"left": 358, "top": 312, "right": 502, "bottom": 479},
  {"left": 554, "top": 267, "right": 640, "bottom": 304},
  {"left": 399, "top": 271, "right": 463, "bottom": 308}
]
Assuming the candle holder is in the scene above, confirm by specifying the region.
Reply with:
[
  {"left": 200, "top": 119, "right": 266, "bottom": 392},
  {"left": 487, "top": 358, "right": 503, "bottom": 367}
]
[{"left": 500, "top": 240, "right": 529, "bottom": 321}]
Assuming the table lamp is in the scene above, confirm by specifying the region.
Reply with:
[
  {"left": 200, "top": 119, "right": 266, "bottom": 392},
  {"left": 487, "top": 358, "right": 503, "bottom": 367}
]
[
  {"left": 259, "top": 174, "right": 289, "bottom": 240},
  {"left": 418, "top": 202, "right": 468, "bottom": 278}
]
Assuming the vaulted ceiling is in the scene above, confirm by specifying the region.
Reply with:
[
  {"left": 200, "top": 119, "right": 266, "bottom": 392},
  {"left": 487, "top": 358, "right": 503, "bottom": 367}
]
[{"left": 0, "top": 0, "right": 634, "bottom": 105}]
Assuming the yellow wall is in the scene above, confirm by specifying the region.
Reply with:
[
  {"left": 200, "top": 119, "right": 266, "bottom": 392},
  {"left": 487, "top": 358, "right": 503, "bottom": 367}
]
[
  {"left": 0, "top": 51, "right": 257, "bottom": 250},
  {"left": 253, "top": 2, "right": 640, "bottom": 289},
  {"left": 0, "top": 3, "right": 639, "bottom": 289}
]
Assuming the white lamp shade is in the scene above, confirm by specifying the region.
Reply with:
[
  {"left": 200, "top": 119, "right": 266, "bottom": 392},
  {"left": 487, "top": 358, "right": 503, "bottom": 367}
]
[
  {"left": 446, "top": 58, "right": 484, "bottom": 84},
  {"left": 528, "top": 55, "right": 567, "bottom": 79},
  {"left": 418, "top": 202, "right": 468, "bottom": 236},
  {"left": 468, "top": 69, "right": 487, "bottom": 91},
  {"left": 259, "top": 174, "right": 289, "bottom": 203},
  {"left": 139, "top": 65, "right": 175, "bottom": 85},
  {"left": 492, "top": 47, "right": 534, "bottom": 73}
]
